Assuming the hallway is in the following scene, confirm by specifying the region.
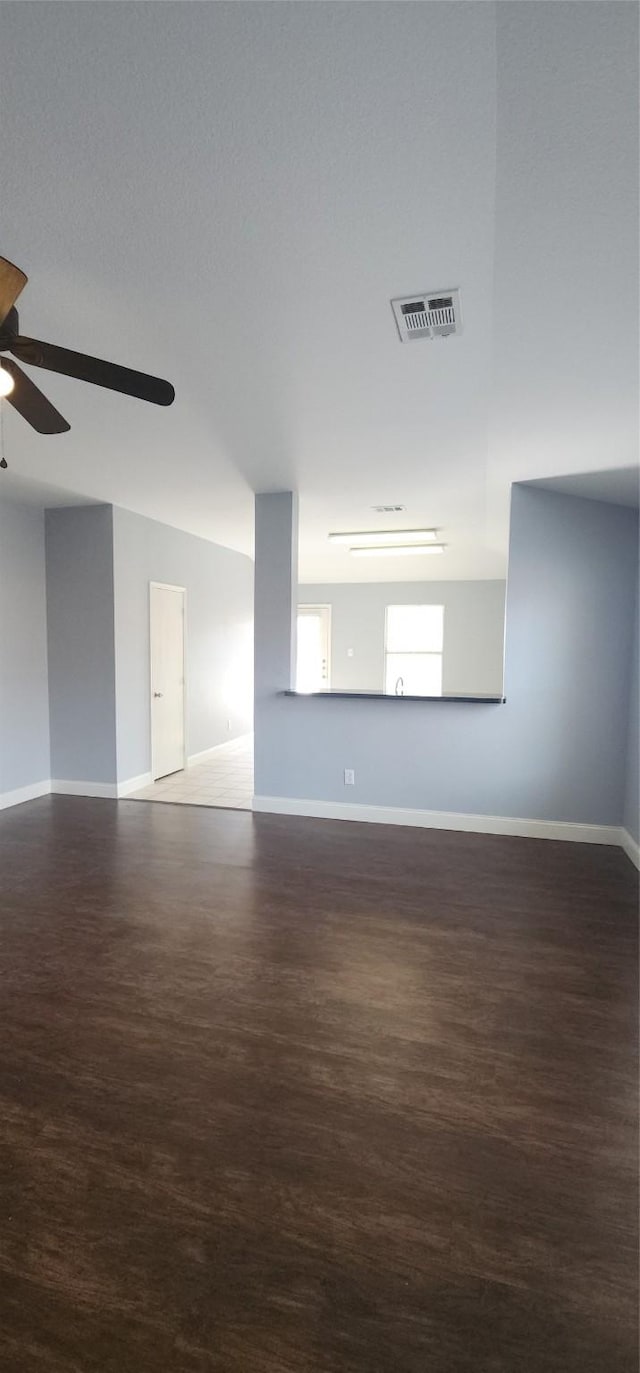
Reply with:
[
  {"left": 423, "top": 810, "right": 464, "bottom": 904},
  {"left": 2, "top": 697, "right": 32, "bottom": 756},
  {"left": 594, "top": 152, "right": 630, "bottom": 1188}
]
[{"left": 130, "top": 734, "right": 253, "bottom": 810}]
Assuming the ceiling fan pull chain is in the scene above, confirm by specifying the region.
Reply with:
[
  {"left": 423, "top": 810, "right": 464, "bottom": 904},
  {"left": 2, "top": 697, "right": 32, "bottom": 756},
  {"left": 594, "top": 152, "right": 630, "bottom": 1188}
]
[{"left": 0, "top": 396, "right": 7, "bottom": 469}]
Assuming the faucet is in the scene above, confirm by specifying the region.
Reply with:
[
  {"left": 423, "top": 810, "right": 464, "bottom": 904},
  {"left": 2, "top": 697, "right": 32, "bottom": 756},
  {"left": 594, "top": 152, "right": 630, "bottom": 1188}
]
[{"left": 395, "top": 676, "right": 404, "bottom": 696}]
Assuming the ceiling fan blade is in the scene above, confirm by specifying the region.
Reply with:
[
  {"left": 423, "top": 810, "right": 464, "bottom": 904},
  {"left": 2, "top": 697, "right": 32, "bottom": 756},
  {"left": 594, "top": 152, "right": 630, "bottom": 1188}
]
[
  {"left": 11, "top": 336, "right": 175, "bottom": 407},
  {"left": 0, "top": 258, "right": 28, "bottom": 330},
  {"left": 1, "top": 359, "right": 70, "bottom": 434}
]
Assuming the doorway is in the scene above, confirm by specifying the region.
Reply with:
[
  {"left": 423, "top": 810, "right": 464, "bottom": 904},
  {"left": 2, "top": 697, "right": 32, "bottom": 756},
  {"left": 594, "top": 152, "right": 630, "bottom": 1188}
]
[
  {"left": 296, "top": 604, "right": 331, "bottom": 692},
  {"left": 150, "top": 582, "right": 186, "bottom": 780}
]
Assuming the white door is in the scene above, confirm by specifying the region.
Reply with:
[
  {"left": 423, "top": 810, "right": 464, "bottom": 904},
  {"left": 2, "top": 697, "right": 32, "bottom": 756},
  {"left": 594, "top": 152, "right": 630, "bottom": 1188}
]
[
  {"left": 296, "top": 605, "right": 331, "bottom": 692},
  {"left": 150, "top": 583, "right": 186, "bottom": 779}
]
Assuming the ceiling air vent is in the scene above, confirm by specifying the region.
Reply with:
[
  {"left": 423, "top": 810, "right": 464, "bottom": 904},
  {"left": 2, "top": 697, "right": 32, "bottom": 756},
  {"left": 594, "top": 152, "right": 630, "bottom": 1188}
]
[
  {"left": 372, "top": 504, "right": 406, "bottom": 513},
  {"left": 391, "top": 289, "right": 462, "bottom": 343}
]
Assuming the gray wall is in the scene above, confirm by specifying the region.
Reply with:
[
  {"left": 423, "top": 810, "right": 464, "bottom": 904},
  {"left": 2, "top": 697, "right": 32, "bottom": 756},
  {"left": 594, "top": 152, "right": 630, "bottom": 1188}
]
[
  {"left": 624, "top": 576, "right": 639, "bottom": 843},
  {"left": 113, "top": 506, "right": 253, "bottom": 782},
  {"left": 254, "top": 492, "right": 298, "bottom": 794},
  {"left": 298, "top": 580, "right": 506, "bottom": 695},
  {"left": 255, "top": 487, "right": 638, "bottom": 826},
  {"left": 46, "top": 506, "right": 118, "bottom": 784},
  {"left": 0, "top": 499, "right": 50, "bottom": 796}
]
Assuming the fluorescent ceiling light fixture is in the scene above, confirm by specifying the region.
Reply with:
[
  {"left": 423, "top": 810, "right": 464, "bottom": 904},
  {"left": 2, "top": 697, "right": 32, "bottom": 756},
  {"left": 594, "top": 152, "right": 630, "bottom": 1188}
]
[
  {"left": 329, "top": 528, "right": 438, "bottom": 546},
  {"left": 350, "top": 543, "right": 446, "bottom": 558}
]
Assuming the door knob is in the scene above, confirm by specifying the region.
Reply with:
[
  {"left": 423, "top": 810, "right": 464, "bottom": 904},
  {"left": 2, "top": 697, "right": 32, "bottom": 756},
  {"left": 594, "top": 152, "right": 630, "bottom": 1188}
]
[{"left": 153, "top": 691, "right": 163, "bottom": 698}]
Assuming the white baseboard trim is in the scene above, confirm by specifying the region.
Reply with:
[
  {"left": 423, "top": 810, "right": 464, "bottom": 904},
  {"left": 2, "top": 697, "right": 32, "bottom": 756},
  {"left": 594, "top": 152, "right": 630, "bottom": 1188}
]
[
  {"left": 0, "top": 779, "right": 633, "bottom": 866},
  {"left": 0, "top": 779, "right": 52, "bottom": 811},
  {"left": 51, "top": 779, "right": 118, "bottom": 799},
  {"left": 620, "top": 828, "right": 640, "bottom": 870},
  {"left": 45, "top": 774, "right": 153, "bottom": 800},
  {"left": 117, "top": 772, "right": 153, "bottom": 797},
  {"left": 188, "top": 734, "right": 252, "bottom": 767},
  {"left": 252, "top": 795, "right": 624, "bottom": 848}
]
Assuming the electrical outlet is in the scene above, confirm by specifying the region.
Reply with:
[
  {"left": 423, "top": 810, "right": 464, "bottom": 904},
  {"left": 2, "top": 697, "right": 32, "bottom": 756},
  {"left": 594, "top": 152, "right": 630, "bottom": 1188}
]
[
  {"left": 226, "top": 718, "right": 232, "bottom": 731},
  {"left": 347, "top": 648, "right": 354, "bottom": 658},
  {"left": 344, "top": 768, "right": 355, "bottom": 786}
]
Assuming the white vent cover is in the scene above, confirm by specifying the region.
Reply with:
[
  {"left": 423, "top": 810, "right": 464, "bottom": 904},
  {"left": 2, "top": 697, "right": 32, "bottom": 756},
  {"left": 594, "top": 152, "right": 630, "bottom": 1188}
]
[
  {"left": 372, "top": 503, "right": 406, "bottom": 513},
  {"left": 391, "top": 289, "right": 462, "bottom": 343}
]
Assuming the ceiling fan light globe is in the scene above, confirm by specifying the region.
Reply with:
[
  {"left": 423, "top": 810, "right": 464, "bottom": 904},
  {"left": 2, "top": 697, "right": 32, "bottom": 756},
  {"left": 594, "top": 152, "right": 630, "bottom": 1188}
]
[{"left": 0, "top": 365, "right": 15, "bottom": 397}]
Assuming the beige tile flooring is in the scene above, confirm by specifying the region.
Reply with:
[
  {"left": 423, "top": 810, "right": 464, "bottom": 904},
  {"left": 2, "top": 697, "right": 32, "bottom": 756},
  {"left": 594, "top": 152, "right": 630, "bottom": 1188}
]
[{"left": 130, "top": 735, "right": 253, "bottom": 810}]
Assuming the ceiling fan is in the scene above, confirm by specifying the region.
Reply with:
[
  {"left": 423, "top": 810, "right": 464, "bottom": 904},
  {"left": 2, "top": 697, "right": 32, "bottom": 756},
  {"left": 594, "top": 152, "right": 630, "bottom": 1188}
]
[{"left": 0, "top": 255, "right": 175, "bottom": 436}]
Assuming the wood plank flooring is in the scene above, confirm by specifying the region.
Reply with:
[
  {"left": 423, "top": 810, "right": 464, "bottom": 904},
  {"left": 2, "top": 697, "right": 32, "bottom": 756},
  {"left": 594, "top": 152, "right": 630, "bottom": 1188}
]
[{"left": 0, "top": 796, "right": 637, "bottom": 1372}]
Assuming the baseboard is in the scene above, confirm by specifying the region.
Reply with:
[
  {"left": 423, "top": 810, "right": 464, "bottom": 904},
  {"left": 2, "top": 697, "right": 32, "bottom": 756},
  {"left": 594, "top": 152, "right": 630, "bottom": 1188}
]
[
  {"left": 51, "top": 779, "right": 118, "bottom": 799},
  {"left": 620, "top": 828, "right": 640, "bottom": 870},
  {"left": 117, "top": 772, "right": 153, "bottom": 797},
  {"left": 252, "top": 795, "right": 623, "bottom": 847},
  {"left": 1, "top": 779, "right": 632, "bottom": 862},
  {"left": 188, "top": 734, "right": 252, "bottom": 766},
  {"left": 23, "top": 774, "right": 152, "bottom": 802},
  {"left": 0, "top": 779, "right": 52, "bottom": 811}
]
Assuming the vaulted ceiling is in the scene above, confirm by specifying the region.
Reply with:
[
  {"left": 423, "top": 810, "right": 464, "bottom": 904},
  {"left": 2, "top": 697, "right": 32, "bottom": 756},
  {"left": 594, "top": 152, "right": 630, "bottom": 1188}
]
[{"left": 1, "top": 2, "right": 637, "bottom": 580}]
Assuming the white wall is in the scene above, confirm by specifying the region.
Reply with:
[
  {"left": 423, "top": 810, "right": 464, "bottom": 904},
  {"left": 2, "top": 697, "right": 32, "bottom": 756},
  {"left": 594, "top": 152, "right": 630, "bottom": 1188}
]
[
  {"left": 298, "top": 581, "right": 505, "bottom": 696},
  {"left": 113, "top": 506, "right": 253, "bottom": 783},
  {"left": 0, "top": 499, "right": 50, "bottom": 800}
]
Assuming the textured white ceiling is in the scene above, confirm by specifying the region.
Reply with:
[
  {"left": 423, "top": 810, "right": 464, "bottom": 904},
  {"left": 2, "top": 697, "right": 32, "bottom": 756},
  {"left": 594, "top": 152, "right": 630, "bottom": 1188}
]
[
  {"left": 0, "top": 471, "right": 100, "bottom": 510},
  {"left": 0, "top": 2, "right": 637, "bottom": 581}
]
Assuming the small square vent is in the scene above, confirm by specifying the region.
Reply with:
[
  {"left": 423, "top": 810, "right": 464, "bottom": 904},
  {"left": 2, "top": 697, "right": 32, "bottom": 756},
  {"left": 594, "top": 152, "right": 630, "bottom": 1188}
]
[{"left": 391, "top": 289, "right": 462, "bottom": 343}]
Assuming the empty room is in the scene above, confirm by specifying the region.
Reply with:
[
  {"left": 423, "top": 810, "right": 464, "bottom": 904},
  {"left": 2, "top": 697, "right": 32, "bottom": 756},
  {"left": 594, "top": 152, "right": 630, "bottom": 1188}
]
[{"left": 0, "top": 3, "right": 638, "bottom": 1371}]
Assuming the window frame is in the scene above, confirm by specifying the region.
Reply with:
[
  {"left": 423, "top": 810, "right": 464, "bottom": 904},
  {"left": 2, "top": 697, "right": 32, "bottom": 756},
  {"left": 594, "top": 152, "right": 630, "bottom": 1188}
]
[{"left": 383, "top": 603, "right": 444, "bottom": 696}]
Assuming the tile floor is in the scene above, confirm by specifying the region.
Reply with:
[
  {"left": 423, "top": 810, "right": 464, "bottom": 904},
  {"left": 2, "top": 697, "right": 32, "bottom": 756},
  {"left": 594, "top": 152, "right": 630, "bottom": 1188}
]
[{"left": 129, "top": 734, "right": 253, "bottom": 810}]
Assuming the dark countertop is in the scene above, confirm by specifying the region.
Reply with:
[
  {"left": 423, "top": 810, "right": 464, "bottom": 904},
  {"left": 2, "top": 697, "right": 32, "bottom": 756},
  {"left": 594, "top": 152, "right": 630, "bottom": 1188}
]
[{"left": 283, "top": 689, "right": 506, "bottom": 704}]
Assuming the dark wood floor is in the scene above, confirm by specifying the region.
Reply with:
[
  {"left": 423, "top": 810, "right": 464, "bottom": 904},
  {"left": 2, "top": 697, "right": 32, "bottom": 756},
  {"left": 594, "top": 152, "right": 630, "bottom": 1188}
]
[{"left": 0, "top": 797, "right": 637, "bottom": 1372}]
